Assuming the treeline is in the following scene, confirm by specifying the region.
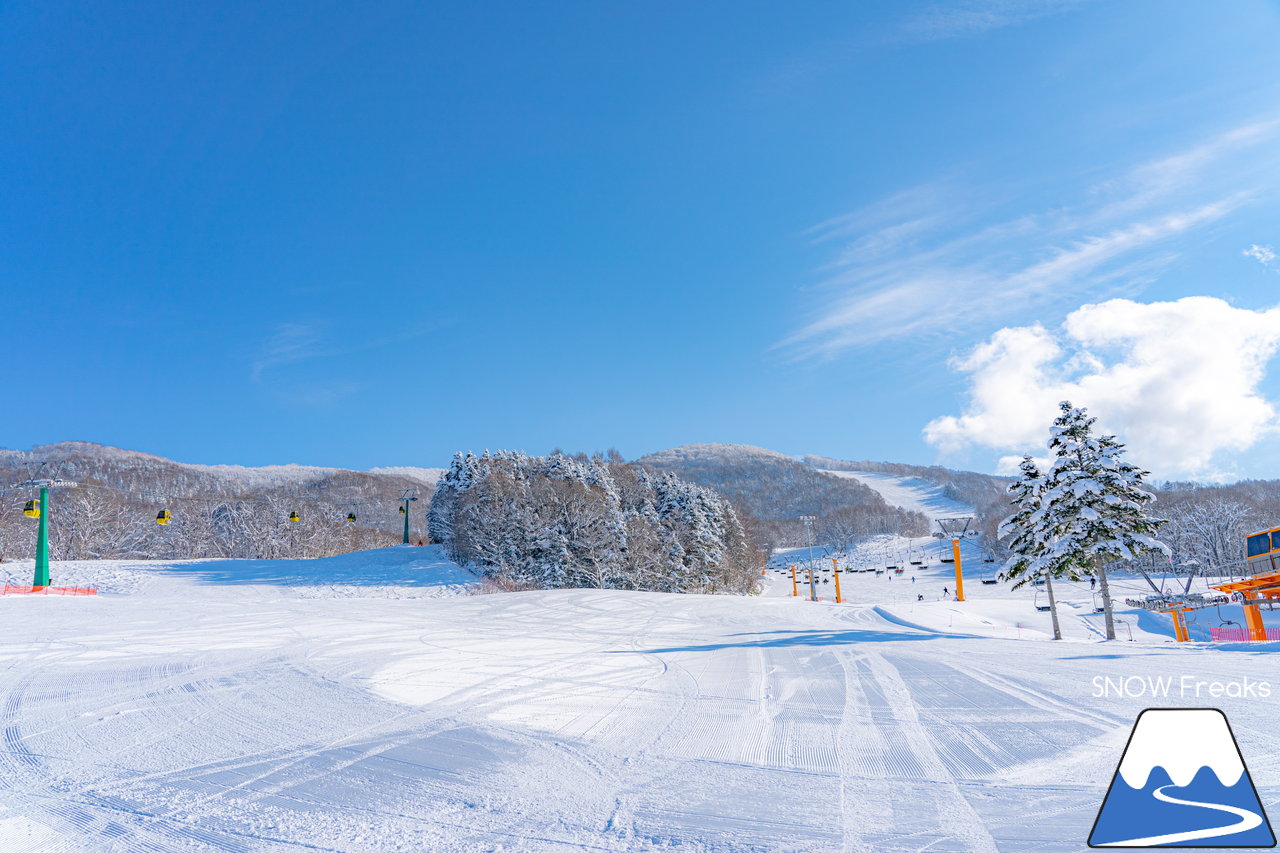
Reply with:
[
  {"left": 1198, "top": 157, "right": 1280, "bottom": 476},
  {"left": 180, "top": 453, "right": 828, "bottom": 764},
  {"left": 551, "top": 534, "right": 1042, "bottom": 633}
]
[
  {"left": 977, "top": 475, "right": 1280, "bottom": 574},
  {"left": 0, "top": 442, "right": 432, "bottom": 562},
  {"left": 0, "top": 490, "right": 397, "bottom": 563},
  {"left": 635, "top": 444, "right": 929, "bottom": 549},
  {"left": 428, "top": 451, "right": 762, "bottom": 593}
]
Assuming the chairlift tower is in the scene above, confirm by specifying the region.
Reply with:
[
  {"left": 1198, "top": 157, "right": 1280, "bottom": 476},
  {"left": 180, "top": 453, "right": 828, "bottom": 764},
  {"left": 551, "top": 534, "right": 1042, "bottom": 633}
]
[
  {"left": 11, "top": 478, "right": 78, "bottom": 588},
  {"left": 935, "top": 517, "right": 978, "bottom": 603},
  {"left": 399, "top": 489, "right": 419, "bottom": 545}
]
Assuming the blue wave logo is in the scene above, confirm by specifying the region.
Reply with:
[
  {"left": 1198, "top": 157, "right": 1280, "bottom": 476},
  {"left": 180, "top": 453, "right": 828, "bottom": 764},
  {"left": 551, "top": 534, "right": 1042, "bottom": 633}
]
[{"left": 1089, "top": 708, "right": 1275, "bottom": 848}]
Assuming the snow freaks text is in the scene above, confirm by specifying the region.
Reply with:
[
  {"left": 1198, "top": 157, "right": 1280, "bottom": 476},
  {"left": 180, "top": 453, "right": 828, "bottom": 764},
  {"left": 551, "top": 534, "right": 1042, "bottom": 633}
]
[{"left": 1092, "top": 675, "right": 1272, "bottom": 700}]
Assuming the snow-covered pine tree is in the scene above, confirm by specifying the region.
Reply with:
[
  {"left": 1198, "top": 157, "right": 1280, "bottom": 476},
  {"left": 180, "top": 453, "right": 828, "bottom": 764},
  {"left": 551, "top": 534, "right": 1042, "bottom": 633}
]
[
  {"left": 1038, "top": 402, "right": 1169, "bottom": 639},
  {"left": 998, "top": 456, "right": 1064, "bottom": 640}
]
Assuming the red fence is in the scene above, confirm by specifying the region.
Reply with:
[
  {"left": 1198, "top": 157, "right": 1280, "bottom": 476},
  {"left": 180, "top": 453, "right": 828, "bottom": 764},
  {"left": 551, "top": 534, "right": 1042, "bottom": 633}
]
[
  {"left": 1, "top": 585, "right": 97, "bottom": 596},
  {"left": 1209, "top": 626, "right": 1280, "bottom": 642}
]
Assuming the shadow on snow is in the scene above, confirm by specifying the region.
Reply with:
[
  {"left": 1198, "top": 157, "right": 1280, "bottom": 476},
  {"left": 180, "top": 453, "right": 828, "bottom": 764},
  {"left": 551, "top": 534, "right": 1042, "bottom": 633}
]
[{"left": 618, "top": 627, "right": 946, "bottom": 654}]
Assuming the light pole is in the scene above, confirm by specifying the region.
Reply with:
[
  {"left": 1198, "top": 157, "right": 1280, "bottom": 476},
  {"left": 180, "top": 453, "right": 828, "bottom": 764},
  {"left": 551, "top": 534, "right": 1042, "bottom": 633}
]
[
  {"left": 801, "top": 515, "right": 817, "bottom": 601},
  {"left": 399, "top": 489, "right": 419, "bottom": 545}
]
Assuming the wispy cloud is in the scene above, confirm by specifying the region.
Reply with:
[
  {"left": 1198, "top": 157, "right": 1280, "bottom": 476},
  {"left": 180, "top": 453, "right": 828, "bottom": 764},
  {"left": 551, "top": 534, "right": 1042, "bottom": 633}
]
[
  {"left": 1244, "top": 243, "right": 1278, "bottom": 268},
  {"left": 249, "top": 320, "right": 439, "bottom": 406},
  {"left": 782, "top": 116, "right": 1280, "bottom": 360},
  {"left": 251, "top": 323, "right": 325, "bottom": 382},
  {"left": 900, "top": 0, "right": 1095, "bottom": 42}
]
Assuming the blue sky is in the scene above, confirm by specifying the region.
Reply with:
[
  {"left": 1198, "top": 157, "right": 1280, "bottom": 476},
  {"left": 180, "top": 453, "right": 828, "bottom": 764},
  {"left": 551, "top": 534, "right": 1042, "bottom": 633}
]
[{"left": 5, "top": 1, "right": 1280, "bottom": 479}]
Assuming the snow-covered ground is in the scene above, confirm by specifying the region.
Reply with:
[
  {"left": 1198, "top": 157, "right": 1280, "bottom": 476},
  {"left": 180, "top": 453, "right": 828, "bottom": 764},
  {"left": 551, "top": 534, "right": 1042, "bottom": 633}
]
[{"left": 1, "top": 546, "right": 1278, "bottom": 851}]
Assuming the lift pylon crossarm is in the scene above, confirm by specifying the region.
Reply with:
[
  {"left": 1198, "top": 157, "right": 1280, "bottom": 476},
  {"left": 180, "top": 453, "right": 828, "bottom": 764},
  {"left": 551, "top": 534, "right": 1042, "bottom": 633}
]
[
  {"left": 1124, "top": 592, "right": 1230, "bottom": 612},
  {"left": 10, "top": 478, "right": 78, "bottom": 489}
]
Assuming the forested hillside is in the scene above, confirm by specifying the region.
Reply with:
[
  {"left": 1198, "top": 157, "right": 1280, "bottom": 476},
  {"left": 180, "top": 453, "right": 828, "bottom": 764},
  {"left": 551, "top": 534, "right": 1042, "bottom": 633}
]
[
  {"left": 635, "top": 444, "right": 929, "bottom": 548},
  {"left": 0, "top": 442, "right": 442, "bottom": 562}
]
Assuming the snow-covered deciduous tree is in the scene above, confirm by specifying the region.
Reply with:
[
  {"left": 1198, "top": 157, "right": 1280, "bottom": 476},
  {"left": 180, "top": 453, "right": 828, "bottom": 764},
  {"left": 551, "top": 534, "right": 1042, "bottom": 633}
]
[
  {"left": 1162, "top": 498, "right": 1256, "bottom": 576},
  {"left": 429, "top": 451, "right": 760, "bottom": 593}
]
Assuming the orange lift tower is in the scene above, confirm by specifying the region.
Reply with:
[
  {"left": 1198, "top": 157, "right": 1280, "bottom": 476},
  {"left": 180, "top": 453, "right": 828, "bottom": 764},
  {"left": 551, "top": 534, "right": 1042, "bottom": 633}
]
[
  {"left": 1210, "top": 575, "right": 1278, "bottom": 641},
  {"left": 935, "top": 517, "right": 979, "bottom": 603},
  {"left": 831, "top": 557, "right": 843, "bottom": 604},
  {"left": 1209, "top": 526, "right": 1280, "bottom": 641}
]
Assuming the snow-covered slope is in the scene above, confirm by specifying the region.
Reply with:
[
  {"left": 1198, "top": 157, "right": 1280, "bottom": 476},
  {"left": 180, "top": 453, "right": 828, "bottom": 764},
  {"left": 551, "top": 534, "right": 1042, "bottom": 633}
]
[
  {"left": 820, "top": 469, "right": 975, "bottom": 521},
  {"left": 368, "top": 465, "right": 446, "bottom": 486},
  {"left": 2, "top": 547, "right": 1278, "bottom": 851}
]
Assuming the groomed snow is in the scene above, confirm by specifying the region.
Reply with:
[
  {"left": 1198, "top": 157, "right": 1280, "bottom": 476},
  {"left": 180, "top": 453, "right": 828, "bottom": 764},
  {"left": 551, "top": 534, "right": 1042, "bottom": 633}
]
[
  {"left": 1, "top": 546, "right": 1277, "bottom": 851},
  {"left": 818, "top": 470, "right": 976, "bottom": 521}
]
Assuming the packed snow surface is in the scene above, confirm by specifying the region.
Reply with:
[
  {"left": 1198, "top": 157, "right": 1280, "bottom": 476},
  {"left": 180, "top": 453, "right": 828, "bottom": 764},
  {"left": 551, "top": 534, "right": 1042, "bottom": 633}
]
[{"left": 1, "top": 545, "right": 1277, "bottom": 851}]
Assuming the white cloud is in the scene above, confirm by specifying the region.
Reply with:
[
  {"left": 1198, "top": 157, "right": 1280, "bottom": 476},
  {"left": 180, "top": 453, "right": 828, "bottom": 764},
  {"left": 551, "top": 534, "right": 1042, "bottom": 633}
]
[
  {"left": 923, "top": 296, "right": 1280, "bottom": 480},
  {"left": 783, "top": 117, "right": 1280, "bottom": 360},
  {"left": 1244, "top": 243, "right": 1277, "bottom": 267}
]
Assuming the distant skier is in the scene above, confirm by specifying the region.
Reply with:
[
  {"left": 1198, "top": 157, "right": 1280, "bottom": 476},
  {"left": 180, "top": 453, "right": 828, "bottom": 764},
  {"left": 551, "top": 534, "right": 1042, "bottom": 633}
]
[
  {"left": 917, "top": 593, "right": 924, "bottom": 602},
  {"left": 911, "top": 576, "right": 916, "bottom": 583},
  {"left": 1091, "top": 577, "right": 1097, "bottom": 590},
  {"left": 942, "top": 587, "right": 949, "bottom": 597}
]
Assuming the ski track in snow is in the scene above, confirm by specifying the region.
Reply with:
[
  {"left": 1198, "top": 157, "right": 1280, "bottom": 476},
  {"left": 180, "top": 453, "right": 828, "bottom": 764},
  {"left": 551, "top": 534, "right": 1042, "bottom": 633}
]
[{"left": 0, "top": 547, "right": 1276, "bottom": 851}]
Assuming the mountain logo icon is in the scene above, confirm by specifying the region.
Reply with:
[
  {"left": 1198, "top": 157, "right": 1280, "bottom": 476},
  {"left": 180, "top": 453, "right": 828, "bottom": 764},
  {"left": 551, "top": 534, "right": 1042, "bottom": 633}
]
[{"left": 1089, "top": 708, "right": 1275, "bottom": 848}]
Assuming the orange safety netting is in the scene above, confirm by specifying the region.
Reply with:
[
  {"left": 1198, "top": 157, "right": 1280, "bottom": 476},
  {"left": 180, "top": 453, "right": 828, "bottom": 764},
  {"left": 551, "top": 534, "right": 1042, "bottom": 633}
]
[{"left": 1, "top": 585, "right": 97, "bottom": 596}]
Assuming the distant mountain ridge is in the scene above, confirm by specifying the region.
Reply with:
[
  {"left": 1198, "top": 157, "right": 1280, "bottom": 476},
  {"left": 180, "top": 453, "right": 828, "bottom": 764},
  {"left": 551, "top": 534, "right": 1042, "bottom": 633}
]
[
  {"left": 1, "top": 440, "right": 1000, "bottom": 560},
  {"left": 1, "top": 442, "right": 445, "bottom": 492},
  {"left": 0, "top": 442, "right": 444, "bottom": 562}
]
